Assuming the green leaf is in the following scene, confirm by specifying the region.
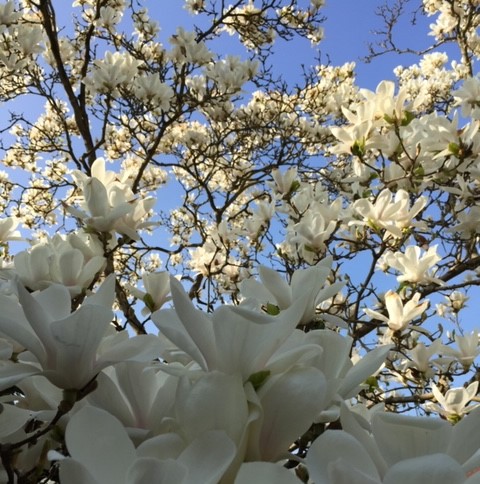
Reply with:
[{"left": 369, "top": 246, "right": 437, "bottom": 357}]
[{"left": 266, "top": 303, "right": 280, "bottom": 315}]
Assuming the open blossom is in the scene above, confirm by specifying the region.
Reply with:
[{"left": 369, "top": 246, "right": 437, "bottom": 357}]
[
  {"left": 352, "top": 188, "right": 427, "bottom": 239},
  {"left": 68, "top": 158, "right": 155, "bottom": 240},
  {"left": 364, "top": 291, "right": 429, "bottom": 332},
  {"left": 240, "top": 256, "right": 345, "bottom": 326},
  {"left": 445, "top": 331, "right": 480, "bottom": 369},
  {"left": 384, "top": 245, "right": 442, "bottom": 285},
  {"left": 307, "top": 404, "right": 480, "bottom": 484},
  {"left": 425, "top": 382, "right": 480, "bottom": 422},
  {"left": 10, "top": 235, "right": 105, "bottom": 296},
  {"left": 0, "top": 276, "right": 160, "bottom": 390}
]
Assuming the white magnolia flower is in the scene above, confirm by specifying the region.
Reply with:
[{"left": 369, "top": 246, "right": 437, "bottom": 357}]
[
  {"left": 364, "top": 291, "right": 429, "bottom": 332},
  {"left": 384, "top": 245, "right": 442, "bottom": 285},
  {"left": 402, "top": 339, "right": 451, "bottom": 379},
  {"left": 307, "top": 404, "right": 480, "bottom": 483},
  {"left": 58, "top": 405, "right": 236, "bottom": 484},
  {"left": 239, "top": 257, "right": 344, "bottom": 325},
  {"left": 446, "top": 331, "right": 480, "bottom": 369},
  {"left": 13, "top": 235, "right": 105, "bottom": 296},
  {"left": 126, "top": 271, "right": 172, "bottom": 315},
  {"left": 425, "top": 382, "right": 480, "bottom": 421},
  {"left": 352, "top": 188, "right": 426, "bottom": 239},
  {"left": 0, "top": 276, "right": 160, "bottom": 390}
]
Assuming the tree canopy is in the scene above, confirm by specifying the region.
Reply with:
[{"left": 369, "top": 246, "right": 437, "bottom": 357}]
[{"left": 1, "top": 0, "right": 480, "bottom": 482}]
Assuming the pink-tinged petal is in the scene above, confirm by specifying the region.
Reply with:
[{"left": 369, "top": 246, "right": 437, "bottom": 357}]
[
  {"left": 59, "top": 459, "right": 100, "bottom": 484},
  {"left": 65, "top": 406, "right": 136, "bottom": 484},
  {"left": 128, "top": 458, "right": 187, "bottom": 484},
  {"left": 49, "top": 305, "right": 112, "bottom": 389},
  {"left": 258, "top": 266, "right": 293, "bottom": 308},
  {"left": 235, "top": 462, "right": 301, "bottom": 484},
  {"left": 383, "top": 454, "right": 465, "bottom": 484},
  {"left": 372, "top": 413, "right": 451, "bottom": 466},
  {"left": 339, "top": 344, "right": 392, "bottom": 399},
  {"left": 307, "top": 430, "right": 380, "bottom": 484},
  {"left": 0, "top": 362, "right": 40, "bottom": 391},
  {"left": 0, "top": 403, "right": 32, "bottom": 439},
  {"left": 179, "top": 430, "right": 236, "bottom": 484},
  {"left": 256, "top": 367, "right": 326, "bottom": 461}
]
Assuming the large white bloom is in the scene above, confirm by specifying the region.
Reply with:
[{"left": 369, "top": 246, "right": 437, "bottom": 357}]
[
  {"left": 0, "top": 276, "right": 160, "bottom": 390},
  {"left": 307, "top": 404, "right": 480, "bottom": 483}
]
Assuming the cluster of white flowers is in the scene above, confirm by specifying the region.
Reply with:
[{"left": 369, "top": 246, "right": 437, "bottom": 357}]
[{"left": 1, "top": 0, "right": 480, "bottom": 481}]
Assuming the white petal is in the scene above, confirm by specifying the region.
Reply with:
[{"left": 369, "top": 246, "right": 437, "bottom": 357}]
[
  {"left": 152, "top": 308, "right": 209, "bottom": 370},
  {"left": 59, "top": 459, "right": 100, "bottom": 484},
  {"left": 175, "top": 372, "right": 248, "bottom": 445},
  {"left": 84, "top": 274, "right": 116, "bottom": 308},
  {"left": 258, "top": 266, "right": 293, "bottom": 308},
  {"left": 0, "top": 362, "right": 40, "bottom": 391},
  {"left": 339, "top": 344, "right": 392, "bottom": 398},
  {"left": 448, "top": 405, "right": 480, "bottom": 464},
  {"left": 179, "top": 430, "right": 236, "bottom": 484},
  {"left": 65, "top": 405, "right": 136, "bottom": 484},
  {"left": 256, "top": 367, "right": 326, "bottom": 461},
  {"left": 235, "top": 462, "right": 301, "bottom": 484},
  {"left": 383, "top": 454, "right": 465, "bottom": 484},
  {"left": 127, "top": 458, "right": 187, "bottom": 484},
  {"left": 33, "top": 284, "right": 72, "bottom": 321},
  {"left": 307, "top": 430, "right": 380, "bottom": 484},
  {"left": 0, "top": 403, "right": 32, "bottom": 439},
  {"left": 169, "top": 277, "right": 216, "bottom": 367},
  {"left": 49, "top": 304, "right": 111, "bottom": 388},
  {"left": 97, "top": 334, "right": 160, "bottom": 367},
  {"left": 372, "top": 413, "right": 451, "bottom": 466}
]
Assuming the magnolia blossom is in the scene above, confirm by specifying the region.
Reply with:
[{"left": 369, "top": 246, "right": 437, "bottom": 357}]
[
  {"left": 384, "top": 245, "right": 442, "bottom": 285},
  {"left": 126, "top": 271, "right": 172, "bottom": 315},
  {"left": 425, "top": 382, "right": 480, "bottom": 422},
  {"left": 0, "top": 276, "right": 160, "bottom": 390},
  {"left": 446, "top": 331, "right": 480, "bottom": 369},
  {"left": 240, "top": 257, "right": 345, "bottom": 326},
  {"left": 57, "top": 405, "right": 236, "bottom": 484},
  {"left": 12, "top": 235, "right": 106, "bottom": 296},
  {"left": 68, "top": 158, "right": 155, "bottom": 240},
  {"left": 307, "top": 404, "right": 480, "bottom": 483},
  {"left": 352, "top": 188, "right": 427, "bottom": 239},
  {"left": 364, "top": 291, "right": 429, "bottom": 333}
]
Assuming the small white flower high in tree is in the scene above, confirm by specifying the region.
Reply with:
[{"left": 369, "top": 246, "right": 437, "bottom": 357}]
[{"left": 0, "top": 0, "right": 480, "bottom": 482}]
